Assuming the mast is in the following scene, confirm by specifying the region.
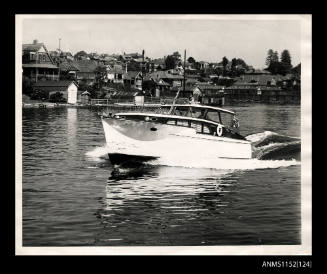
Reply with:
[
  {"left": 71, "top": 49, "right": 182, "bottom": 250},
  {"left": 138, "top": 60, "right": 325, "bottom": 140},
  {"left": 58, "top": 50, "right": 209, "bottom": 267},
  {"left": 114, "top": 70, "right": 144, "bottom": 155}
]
[
  {"left": 183, "top": 49, "right": 186, "bottom": 93},
  {"left": 141, "top": 49, "right": 144, "bottom": 92},
  {"left": 58, "top": 38, "right": 61, "bottom": 81}
]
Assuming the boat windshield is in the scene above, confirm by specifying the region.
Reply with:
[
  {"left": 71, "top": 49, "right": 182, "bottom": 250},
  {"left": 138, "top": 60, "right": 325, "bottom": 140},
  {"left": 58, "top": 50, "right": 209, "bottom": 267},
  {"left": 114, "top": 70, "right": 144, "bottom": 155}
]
[
  {"left": 163, "top": 105, "right": 236, "bottom": 127},
  {"left": 205, "top": 109, "right": 236, "bottom": 127},
  {"left": 206, "top": 110, "right": 221, "bottom": 123},
  {"left": 189, "top": 108, "right": 206, "bottom": 119},
  {"left": 219, "top": 112, "right": 235, "bottom": 127}
]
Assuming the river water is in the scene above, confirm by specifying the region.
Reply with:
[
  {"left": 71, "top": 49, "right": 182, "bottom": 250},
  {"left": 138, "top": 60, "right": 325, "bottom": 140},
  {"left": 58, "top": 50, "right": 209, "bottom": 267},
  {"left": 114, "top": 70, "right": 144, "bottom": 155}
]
[{"left": 22, "top": 103, "right": 301, "bottom": 246}]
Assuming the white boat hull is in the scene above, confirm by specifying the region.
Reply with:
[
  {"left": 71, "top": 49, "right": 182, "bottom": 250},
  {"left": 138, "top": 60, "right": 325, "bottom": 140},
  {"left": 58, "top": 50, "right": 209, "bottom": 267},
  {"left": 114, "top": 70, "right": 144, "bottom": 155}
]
[{"left": 101, "top": 118, "right": 252, "bottom": 165}]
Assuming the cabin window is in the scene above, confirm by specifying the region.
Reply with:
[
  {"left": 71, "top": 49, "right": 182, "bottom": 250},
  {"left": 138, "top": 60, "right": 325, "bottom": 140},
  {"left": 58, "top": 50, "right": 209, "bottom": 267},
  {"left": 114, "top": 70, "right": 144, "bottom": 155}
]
[
  {"left": 190, "top": 109, "right": 206, "bottom": 119},
  {"left": 203, "top": 125, "right": 211, "bottom": 134},
  {"left": 206, "top": 110, "right": 220, "bottom": 123},
  {"left": 191, "top": 122, "right": 202, "bottom": 133},
  {"left": 174, "top": 106, "right": 189, "bottom": 116},
  {"left": 177, "top": 120, "right": 189, "bottom": 127},
  {"left": 167, "top": 120, "right": 176, "bottom": 125}
]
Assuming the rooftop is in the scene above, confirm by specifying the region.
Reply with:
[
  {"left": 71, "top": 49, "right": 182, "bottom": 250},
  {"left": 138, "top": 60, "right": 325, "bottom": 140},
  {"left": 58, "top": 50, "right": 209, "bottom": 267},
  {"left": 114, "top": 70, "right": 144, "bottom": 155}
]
[
  {"left": 23, "top": 43, "right": 44, "bottom": 53},
  {"left": 123, "top": 71, "right": 142, "bottom": 80},
  {"left": 71, "top": 60, "right": 99, "bottom": 73},
  {"left": 23, "top": 63, "right": 59, "bottom": 69}
]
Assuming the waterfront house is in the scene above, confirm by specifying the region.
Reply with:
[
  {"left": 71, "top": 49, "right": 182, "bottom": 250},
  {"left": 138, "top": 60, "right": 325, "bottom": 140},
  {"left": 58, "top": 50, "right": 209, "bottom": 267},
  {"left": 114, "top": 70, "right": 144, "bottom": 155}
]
[
  {"left": 71, "top": 60, "right": 98, "bottom": 85},
  {"left": 148, "top": 58, "right": 166, "bottom": 72},
  {"left": 106, "top": 66, "right": 124, "bottom": 84},
  {"left": 32, "top": 80, "right": 79, "bottom": 104},
  {"left": 149, "top": 71, "right": 184, "bottom": 88},
  {"left": 195, "top": 84, "right": 225, "bottom": 105},
  {"left": 78, "top": 90, "right": 91, "bottom": 104},
  {"left": 59, "top": 61, "right": 79, "bottom": 80},
  {"left": 123, "top": 71, "right": 143, "bottom": 90},
  {"left": 199, "top": 61, "right": 209, "bottom": 70},
  {"left": 143, "top": 75, "right": 171, "bottom": 97},
  {"left": 22, "top": 40, "right": 59, "bottom": 83}
]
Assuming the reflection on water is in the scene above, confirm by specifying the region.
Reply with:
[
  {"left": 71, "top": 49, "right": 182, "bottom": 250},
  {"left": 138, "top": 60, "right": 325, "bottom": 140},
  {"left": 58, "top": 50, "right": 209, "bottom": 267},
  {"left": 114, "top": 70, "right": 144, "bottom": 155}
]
[
  {"left": 92, "top": 164, "right": 300, "bottom": 246},
  {"left": 22, "top": 104, "right": 301, "bottom": 246},
  {"left": 67, "top": 108, "right": 77, "bottom": 151}
]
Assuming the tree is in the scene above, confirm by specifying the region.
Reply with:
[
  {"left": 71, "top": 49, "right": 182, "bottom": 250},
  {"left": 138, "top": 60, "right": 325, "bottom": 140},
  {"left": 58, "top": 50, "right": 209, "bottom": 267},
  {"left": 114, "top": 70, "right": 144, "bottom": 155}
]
[
  {"left": 222, "top": 56, "right": 229, "bottom": 75},
  {"left": 187, "top": 56, "right": 195, "bottom": 63},
  {"left": 265, "top": 49, "right": 275, "bottom": 67},
  {"left": 231, "top": 58, "right": 237, "bottom": 69},
  {"left": 280, "top": 49, "right": 292, "bottom": 74},
  {"left": 222, "top": 57, "right": 229, "bottom": 69},
  {"left": 268, "top": 62, "right": 290, "bottom": 76},
  {"left": 127, "top": 60, "right": 141, "bottom": 71},
  {"left": 30, "top": 89, "right": 49, "bottom": 101},
  {"left": 49, "top": 92, "right": 66, "bottom": 103},
  {"left": 78, "top": 78, "right": 89, "bottom": 91},
  {"left": 22, "top": 76, "right": 33, "bottom": 95},
  {"left": 281, "top": 50, "right": 292, "bottom": 66},
  {"left": 94, "top": 65, "right": 107, "bottom": 88},
  {"left": 272, "top": 51, "right": 279, "bottom": 63},
  {"left": 292, "top": 63, "right": 301, "bottom": 75},
  {"left": 165, "top": 55, "right": 177, "bottom": 70},
  {"left": 74, "top": 50, "right": 88, "bottom": 60},
  {"left": 194, "top": 62, "right": 201, "bottom": 70}
]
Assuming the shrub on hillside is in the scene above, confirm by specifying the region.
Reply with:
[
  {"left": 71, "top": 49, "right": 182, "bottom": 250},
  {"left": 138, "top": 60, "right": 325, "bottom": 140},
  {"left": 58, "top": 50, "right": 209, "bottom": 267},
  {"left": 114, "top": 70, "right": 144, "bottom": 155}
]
[
  {"left": 49, "top": 92, "right": 67, "bottom": 103},
  {"left": 30, "top": 89, "right": 49, "bottom": 101}
]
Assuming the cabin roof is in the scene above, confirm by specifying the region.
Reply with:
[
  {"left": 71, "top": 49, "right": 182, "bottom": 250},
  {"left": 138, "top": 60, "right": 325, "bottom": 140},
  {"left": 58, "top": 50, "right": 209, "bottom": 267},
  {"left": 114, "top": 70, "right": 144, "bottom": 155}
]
[{"left": 161, "top": 104, "right": 235, "bottom": 115}]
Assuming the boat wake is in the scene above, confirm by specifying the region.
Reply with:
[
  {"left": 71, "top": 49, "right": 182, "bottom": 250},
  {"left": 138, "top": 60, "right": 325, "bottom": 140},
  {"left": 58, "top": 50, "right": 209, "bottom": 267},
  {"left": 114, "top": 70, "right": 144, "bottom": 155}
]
[
  {"left": 85, "top": 131, "right": 300, "bottom": 170},
  {"left": 85, "top": 146, "right": 109, "bottom": 162},
  {"left": 247, "top": 131, "right": 301, "bottom": 161}
]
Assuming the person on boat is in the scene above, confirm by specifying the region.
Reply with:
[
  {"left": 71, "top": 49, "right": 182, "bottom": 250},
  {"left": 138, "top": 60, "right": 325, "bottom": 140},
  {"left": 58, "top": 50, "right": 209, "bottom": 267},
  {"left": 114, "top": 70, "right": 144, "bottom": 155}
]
[
  {"left": 231, "top": 115, "right": 240, "bottom": 133},
  {"left": 192, "top": 85, "right": 202, "bottom": 104},
  {"left": 189, "top": 95, "right": 194, "bottom": 104}
]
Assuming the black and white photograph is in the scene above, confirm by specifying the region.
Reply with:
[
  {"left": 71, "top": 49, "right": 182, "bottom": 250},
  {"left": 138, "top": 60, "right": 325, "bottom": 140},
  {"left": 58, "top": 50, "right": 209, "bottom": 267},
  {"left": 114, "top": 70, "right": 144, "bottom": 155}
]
[{"left": 15, "top": 14, "right": 312, "bottom": 255}]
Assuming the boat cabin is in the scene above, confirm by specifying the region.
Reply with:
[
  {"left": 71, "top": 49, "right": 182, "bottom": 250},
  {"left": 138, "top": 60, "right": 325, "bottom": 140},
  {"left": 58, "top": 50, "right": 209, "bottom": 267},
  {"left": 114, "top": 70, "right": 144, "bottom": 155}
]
[{"left": 111, "top": 104, "right": 245, "bottom": 140}]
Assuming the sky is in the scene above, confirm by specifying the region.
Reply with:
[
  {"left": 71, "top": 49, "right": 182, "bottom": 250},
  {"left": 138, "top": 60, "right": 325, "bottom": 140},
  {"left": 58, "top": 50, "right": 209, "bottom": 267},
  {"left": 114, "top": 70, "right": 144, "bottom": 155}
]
[{"left": 21, "top": 15, "right": 302, "bottom": 68}]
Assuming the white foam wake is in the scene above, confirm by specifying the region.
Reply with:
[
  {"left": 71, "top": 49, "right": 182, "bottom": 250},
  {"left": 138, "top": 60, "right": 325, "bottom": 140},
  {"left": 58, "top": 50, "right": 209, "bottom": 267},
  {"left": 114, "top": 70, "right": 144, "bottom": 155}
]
[
  {"left": 149, "top": 156, "right": 299, "bottom": 170},
  {"left": 85, "top": 145, "right": 109, "bottom": 161}
]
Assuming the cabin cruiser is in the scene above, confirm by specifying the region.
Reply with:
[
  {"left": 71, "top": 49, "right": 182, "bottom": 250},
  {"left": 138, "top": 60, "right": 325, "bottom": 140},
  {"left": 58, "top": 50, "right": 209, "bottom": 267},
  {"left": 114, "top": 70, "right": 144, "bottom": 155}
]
[{"left": 101, "top": 103, "right": 252, "bottom": 165}]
